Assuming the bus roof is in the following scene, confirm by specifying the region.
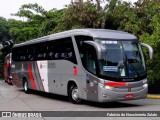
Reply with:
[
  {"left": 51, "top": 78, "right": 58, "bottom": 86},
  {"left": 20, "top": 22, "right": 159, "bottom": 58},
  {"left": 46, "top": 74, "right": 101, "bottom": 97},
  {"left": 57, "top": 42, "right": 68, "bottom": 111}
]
[{"left": 14, "top": 29, "right": 137, "bottom": 47}]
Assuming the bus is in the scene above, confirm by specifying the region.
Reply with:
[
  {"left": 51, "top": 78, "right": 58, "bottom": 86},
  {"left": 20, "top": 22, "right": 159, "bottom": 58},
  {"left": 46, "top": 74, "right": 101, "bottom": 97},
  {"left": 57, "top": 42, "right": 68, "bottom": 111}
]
[
  {"left": 11, "top": 29, "right": 153, "bottom": 104},
  {"left": 4, "top": 53, "right": 12, "bottom": 84}
]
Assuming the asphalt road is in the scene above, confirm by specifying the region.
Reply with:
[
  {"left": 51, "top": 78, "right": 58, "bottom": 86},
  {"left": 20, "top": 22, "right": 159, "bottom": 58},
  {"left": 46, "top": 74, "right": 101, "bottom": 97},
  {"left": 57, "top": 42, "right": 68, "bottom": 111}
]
[{"left": 0, "top": 80, "right": 160, "bottom": 120}]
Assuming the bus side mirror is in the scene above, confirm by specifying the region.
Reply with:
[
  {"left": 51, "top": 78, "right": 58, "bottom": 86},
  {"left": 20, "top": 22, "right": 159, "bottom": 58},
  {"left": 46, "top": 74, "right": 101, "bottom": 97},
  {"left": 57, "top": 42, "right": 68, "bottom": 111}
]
[
  {"left": 83, "top": 41, "right": 102, "bottom": 59},
  {"left": 140, "top": 43, "right": 154, "bottom": 60}
]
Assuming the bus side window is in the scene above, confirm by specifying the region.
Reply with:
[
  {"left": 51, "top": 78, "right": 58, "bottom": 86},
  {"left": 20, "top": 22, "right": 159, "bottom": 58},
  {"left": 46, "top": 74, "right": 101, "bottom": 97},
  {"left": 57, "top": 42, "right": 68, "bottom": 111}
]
[
  {"left": 55, "top": 53, "right": 60, "bottom": 59},
  {"left": 82, "top": 44, "right": 97, "bottom": 75},
  {"left": 12, "top": 48, "right": 17, "bottom": 62},
  {"left": 19, "top": 49, "right": 26, "bottom": 61},
  {"left": 47, "top": 42, "right": 55, "bottom": 60},
  {"left": 54, "top": 42, "right": 61, "bottom": 59},
  {"left": 61, "top": 39, "right": 77, "bottom": 64},
  {"left": 26, "top": 46, "right": 34, "bottom": 61},
  {"left": 74, "top": 36, "right": 93, "bottom": 55},
  {"left": 36, "top": 43, "right": 48, "bottom": 60}
]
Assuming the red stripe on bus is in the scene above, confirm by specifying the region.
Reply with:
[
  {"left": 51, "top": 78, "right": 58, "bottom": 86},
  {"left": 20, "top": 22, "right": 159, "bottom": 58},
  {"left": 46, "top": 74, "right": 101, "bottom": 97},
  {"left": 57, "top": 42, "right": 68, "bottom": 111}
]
[
  {"left": 36, "top": 62, "right": 45, "bottom": 91},
  {"left": 28, "top": 63, "right": 36, "bottom": 90},
  {"left": 105, "top": 82, "right": 126, "bottom": 87}
]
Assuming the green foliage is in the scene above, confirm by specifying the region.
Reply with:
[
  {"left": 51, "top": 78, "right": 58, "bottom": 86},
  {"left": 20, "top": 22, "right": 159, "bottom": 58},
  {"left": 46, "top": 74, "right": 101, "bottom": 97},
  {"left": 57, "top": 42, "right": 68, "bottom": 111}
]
[
  {"left": 62, "top": 1, "right": 103, "bottom": 29},
  {"left": 0, "top": 17, "right": 10, "bottom": 42},
  {"left": 12, "top": 3, "right": 46, "bottom": 21},
  {"left": 134, "top": 0, "right": 160, "bottom": 85},
  {"left": 40, "top": 9, "right": 64, "bottom": 35}
]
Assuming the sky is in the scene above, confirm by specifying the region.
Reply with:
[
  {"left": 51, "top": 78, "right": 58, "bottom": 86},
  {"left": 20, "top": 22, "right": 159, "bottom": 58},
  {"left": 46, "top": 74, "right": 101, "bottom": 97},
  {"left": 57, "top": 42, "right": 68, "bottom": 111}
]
[{"left": 0, "top": 0, "right": 138, "bottom": 20}]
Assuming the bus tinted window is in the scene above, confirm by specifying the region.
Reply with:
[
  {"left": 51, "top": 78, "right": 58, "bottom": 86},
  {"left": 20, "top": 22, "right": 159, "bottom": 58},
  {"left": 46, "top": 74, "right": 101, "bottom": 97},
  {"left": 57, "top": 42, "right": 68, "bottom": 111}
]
[
  {"left": 36, "top": 43, "right": 48, "bottom": 60},
  {"left": 26, "top": 46, "right": 34, "bottom": 61},
  {"left": 83, "top": 45, "right": 97, "bottom": 75},
  {"left": 75, "top": 35, "right": 93, "bottom": 58},
  {"left": 61, "top": 38, "right": 77, "bottom": 64},
  {"left": 47, "top": 42, "right": 55, "bottom": 60},
  {"left": 53, "top": 41, "right": 61, "bottom": 59},
  {"left": 12, "top": 46, "right": 35, "bottom": 61},
  {"left": 12, "top": 37, "right": 77, "bottom": 64},
  {"left": 12, "top": 48, "right": 17, "bottom": 61}
]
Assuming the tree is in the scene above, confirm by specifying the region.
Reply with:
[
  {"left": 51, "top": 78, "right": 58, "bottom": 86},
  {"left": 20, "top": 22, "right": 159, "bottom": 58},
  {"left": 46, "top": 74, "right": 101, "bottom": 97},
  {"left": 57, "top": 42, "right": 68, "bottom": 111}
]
[
  {"left": 39, "top": 9, "right": 64, "bottom": 35},
  {"left": 11, "top": 3, "right": 62, "bottom": 41},
  {"left": 136, "top": 0, "right": 160, "bottom": 87},
  {"left": 12, "top": 3, "right": 46, "bottom": 22},
  {"left": 8, "top": 19, "right": 40, "bottom": 44},
  {"left": 61, "top": 1, "right": 103, "bottom": 29},
  {"left": 0, "top": 17, "right": 10, "bottom": 42},
  {"left": 10, "top": 3, "right": 50, "bottom": 43}
]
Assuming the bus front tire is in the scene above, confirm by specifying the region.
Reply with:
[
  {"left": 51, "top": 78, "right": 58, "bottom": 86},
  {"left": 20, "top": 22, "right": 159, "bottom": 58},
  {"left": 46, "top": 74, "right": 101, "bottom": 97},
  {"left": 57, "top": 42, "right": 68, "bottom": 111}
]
[
  {"left": 68, "top": 84, "right": 82, "bottom": 104},
  {"left": 23, "top": 80, "right": 30, "bottom": 94}
]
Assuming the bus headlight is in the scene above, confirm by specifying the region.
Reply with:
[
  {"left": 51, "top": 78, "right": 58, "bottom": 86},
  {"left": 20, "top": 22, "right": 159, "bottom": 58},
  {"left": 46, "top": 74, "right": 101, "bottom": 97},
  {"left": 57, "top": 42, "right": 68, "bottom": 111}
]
[
  {"left": 142, "top": 83, "right": 148, "bottom": 88},
  {"left": 98, "top": 83, "right": 111, "bottom": 90},
  {"left": 105, "top": 85, "right": 111, "bottom": 90}
]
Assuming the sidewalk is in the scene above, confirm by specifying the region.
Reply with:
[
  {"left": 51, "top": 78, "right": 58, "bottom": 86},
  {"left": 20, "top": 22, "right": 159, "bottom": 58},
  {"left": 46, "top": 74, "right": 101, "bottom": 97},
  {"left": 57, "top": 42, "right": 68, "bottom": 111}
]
[{"left": 147, "top": 94, "right": 160, "bottom": 99}]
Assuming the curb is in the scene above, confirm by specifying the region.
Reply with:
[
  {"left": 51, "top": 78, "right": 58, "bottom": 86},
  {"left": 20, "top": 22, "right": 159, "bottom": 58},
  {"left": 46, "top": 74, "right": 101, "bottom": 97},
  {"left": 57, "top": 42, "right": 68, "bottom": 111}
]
[{"left": 147, "top": 94, "right": 160, "bottom": 99}]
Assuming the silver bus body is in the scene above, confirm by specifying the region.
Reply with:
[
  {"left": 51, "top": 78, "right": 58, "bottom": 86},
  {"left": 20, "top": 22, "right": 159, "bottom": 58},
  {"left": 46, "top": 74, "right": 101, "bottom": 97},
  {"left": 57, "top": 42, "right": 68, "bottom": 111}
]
[{"left": 11, "top": 29, "right": 152, "bottom": 103}]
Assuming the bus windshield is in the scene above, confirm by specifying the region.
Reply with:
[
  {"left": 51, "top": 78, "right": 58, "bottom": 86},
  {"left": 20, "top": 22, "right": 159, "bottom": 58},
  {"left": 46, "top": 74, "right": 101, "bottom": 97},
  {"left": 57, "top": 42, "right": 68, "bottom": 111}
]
[{"left": 95, "top": 39, "right": 146, "bottom": 81}]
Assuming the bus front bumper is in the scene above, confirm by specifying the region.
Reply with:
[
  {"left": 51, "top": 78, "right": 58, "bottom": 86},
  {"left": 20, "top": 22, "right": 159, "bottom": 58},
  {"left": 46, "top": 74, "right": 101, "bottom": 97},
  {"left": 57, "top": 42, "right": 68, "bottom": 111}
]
[{"left": 98, "top": 84, "right": 148, "bottom": 102}]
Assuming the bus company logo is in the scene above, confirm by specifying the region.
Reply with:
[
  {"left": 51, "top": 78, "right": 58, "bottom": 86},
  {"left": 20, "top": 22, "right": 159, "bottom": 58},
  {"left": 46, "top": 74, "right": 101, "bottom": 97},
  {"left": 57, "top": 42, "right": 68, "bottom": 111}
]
[
  {"left": 40, "top": 62, "right": 47, "bottom": 69},
  {"left": 128, "top": 88, "right": 131, "bottom": 92}
]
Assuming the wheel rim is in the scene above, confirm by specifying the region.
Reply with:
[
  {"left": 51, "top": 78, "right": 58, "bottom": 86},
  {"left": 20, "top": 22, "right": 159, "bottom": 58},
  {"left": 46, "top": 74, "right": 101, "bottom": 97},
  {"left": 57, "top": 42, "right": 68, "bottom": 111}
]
[
  {"left": 24, "top": 81, "right": 28, "bottom": 91},
  {"left": 72, "top": 88, "right": 79, "bottom": 101}
]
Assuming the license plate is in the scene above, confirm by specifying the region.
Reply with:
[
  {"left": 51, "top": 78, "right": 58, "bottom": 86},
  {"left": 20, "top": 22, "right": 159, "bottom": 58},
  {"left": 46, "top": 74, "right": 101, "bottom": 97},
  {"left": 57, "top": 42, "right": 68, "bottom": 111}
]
[{"left": 125, "top": 94, "right": 134, "bottom": 99}]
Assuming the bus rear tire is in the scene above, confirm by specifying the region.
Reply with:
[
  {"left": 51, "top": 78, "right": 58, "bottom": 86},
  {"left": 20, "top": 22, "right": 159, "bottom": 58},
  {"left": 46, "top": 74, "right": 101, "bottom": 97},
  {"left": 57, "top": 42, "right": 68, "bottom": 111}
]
[
  {"left": 23, "top": 80, "right": 30, "bottom": 94},
  {"left": 68, "top": 84, "right": 82, "bottom": 104}
]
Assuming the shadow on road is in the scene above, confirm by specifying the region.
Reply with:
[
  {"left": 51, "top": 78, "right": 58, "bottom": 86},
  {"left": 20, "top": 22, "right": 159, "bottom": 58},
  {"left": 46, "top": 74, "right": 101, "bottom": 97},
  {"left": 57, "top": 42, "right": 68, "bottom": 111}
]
[
  {"left": 18, "top": 89, "right": 143, "bottom": 109},
  {"left": 83, "top": 101, "right": 141, "bottom": 108}
]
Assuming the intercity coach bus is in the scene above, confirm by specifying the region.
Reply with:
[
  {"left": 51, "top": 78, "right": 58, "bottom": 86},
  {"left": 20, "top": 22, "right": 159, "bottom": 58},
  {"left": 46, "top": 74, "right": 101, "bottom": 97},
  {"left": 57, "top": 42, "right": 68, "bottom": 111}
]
[{"left": 11, "top": 29, "right": 153, "bottom": 104}]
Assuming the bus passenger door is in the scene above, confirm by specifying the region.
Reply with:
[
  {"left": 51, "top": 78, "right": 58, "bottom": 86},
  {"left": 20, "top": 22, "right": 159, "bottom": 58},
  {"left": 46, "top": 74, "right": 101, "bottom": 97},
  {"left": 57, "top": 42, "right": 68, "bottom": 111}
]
[{"left": 82, "top": 44, "right": 99, "bottom": 101}]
